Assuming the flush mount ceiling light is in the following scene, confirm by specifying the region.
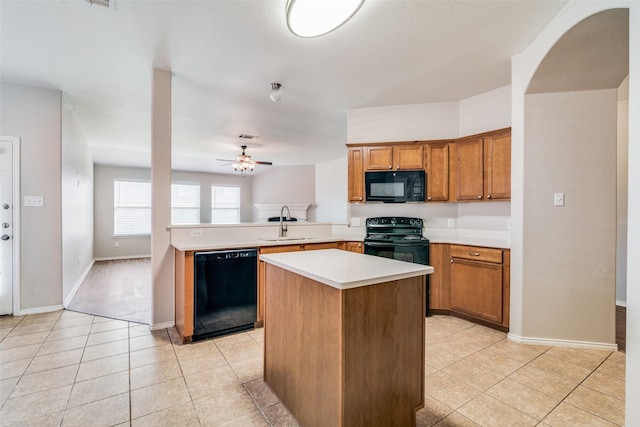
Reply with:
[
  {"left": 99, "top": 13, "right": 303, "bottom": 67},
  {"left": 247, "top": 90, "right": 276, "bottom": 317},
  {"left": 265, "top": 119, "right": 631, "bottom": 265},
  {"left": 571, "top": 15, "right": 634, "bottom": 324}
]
[
  {"left": 286, "top": 0, "right": 365, "bottom": 38},
  {"left": 270, "top": 83, "right": 282, "bottom": 102}
]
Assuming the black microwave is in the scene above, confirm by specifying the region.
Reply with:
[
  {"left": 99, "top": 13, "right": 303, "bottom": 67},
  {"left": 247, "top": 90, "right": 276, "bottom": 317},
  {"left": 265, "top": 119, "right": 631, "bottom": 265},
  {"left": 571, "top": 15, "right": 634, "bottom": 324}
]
[{"left": 365, "top": 170, "right": 426, "bottom": 203}]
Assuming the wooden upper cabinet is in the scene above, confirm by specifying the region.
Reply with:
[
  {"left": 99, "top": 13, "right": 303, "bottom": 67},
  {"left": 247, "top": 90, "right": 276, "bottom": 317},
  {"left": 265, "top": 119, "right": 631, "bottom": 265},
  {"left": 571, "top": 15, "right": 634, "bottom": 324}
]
[
  {"left": 484, "top": 133, "right": 511, "bottom": 200},
  {"left": 455, "top": 129, "right": 511, "bottom": 201},
  {"left": 424, "top": 142, "right": 449, "bottom": 201},
  {"left": 456, "top": 137, "right": 485, "bottom": 201},
  {"left": 392, "top": 145, "right": 423, "bottom": 170},
  {"left": 365, "top": 145, "right": 423, "bottom": 170},
  {"left": 348, "top": 147, "right": 364, "bottom": 202}
]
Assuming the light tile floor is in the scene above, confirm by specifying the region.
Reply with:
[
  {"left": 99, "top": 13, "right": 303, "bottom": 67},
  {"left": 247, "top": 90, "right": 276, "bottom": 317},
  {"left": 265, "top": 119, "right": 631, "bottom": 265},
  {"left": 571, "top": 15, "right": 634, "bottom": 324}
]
[{"left": 0, "top": 311, "right": 625, "bottom": 426}]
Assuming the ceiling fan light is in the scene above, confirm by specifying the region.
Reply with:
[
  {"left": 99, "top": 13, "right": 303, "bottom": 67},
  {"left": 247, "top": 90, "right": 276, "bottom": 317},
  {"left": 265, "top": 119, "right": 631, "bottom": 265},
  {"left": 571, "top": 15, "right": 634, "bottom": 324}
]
[{"left": 286, "top": 0, "right": 365, "bottom": 38}]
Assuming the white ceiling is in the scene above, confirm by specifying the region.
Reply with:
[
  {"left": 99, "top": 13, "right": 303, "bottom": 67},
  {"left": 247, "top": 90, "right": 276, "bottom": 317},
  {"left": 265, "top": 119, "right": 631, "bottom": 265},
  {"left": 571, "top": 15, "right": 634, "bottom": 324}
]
[{"left": 0, "top": 0, "right": 568, "bottom": 175}]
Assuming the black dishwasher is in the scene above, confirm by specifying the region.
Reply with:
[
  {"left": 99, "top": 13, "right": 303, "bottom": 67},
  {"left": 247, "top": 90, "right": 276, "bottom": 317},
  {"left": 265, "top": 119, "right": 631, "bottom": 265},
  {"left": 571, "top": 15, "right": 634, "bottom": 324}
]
[{"left": 194, "top": 249, "right": 257, "bottom": 340}]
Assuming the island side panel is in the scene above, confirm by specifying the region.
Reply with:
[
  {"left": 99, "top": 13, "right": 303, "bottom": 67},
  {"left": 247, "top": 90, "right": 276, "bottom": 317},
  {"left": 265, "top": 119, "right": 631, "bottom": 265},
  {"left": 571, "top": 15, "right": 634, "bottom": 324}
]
[
  {"left": 174, "top": 249, "right": 194, "bottom": 341},
  {"left": 264, "top": 264, "right": 343, "bottom": 427},
  {"left": 343, "top": 276, "right": 426, "bottom": 427}
]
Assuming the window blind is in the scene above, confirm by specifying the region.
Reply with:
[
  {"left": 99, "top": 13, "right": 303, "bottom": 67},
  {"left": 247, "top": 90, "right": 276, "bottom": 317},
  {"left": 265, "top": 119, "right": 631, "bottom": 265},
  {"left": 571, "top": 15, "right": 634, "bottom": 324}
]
[
  {"left": 171, "top": 183, "right": 200, "bottom": 224},
  {"left": 113, "top": 180, "right": 151, "bottom": 235},
  {"left": 211, "top": 186, "right": 240, "bottom": 224}
]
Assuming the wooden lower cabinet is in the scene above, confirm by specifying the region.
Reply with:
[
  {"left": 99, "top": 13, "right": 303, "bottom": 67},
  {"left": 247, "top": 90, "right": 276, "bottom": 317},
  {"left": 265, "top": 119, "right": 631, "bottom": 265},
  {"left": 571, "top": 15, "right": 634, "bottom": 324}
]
[
  {"left": 428, "top": 243, "right": 450, "bottom": 311},
  {"left": 427, "top": 243, "right": 510, "bottom": 329},
  {"left": 345, "top": 241, "right": 364, "bottom": 253},
  {"left": 449, "top": 245, "right": 509, "bottom": 329}
]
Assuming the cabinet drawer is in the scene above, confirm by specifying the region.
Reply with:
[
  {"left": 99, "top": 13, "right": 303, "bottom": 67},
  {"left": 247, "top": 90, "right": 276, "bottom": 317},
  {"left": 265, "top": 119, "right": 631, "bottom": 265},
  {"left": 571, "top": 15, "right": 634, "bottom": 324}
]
[{"left": 450, "top": 245, "right": 502, "bottom": 263}]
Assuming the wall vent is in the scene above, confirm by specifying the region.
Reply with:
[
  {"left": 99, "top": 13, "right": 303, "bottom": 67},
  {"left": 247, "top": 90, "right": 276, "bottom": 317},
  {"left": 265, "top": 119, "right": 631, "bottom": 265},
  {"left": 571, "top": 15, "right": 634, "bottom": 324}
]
[{"left": 86, "top": 0, "right": 111, "bottom": 8}]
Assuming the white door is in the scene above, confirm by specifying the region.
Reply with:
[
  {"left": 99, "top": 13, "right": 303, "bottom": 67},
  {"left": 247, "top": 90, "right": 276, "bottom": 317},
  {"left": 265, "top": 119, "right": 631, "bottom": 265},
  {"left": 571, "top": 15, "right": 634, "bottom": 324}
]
[{"left": 0, "top": 138, "right": 16, "bottom": 315}]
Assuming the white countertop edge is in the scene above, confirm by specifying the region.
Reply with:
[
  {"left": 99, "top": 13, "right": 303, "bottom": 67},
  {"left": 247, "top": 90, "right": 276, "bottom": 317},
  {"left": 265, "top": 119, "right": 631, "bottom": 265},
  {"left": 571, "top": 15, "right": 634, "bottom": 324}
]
[
  {"left": 260, "top": 249, "right": 433, "bottom": 290},
  {"left": 172, "top": 236, "right": 346, "bottom": 252}
]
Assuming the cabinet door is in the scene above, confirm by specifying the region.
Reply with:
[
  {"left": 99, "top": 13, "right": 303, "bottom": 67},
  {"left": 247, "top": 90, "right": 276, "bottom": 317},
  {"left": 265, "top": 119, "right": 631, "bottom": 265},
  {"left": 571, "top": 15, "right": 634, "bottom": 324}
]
[
  {"left": 345, "top": 241, "right": 363, "bottom": 253},
  {"left": 450, "top": 258, "right": 503, "bottom": 324},
  {"left": 456, "top": 138, "right": 484, "bottom": 201},
  {"left": 484, "top": 134, "right": 511, "bottom": 200},
  {"left": 258, "top": 245, "right": 303, "bottom": 325},
  {"left": 348, "top": 147, "right": 365, "bottom": 202},
  {"left": 424, "top": 143, "right": 449, "bottom": 201},
  {"left": 428, "top": 243, "right": 450, "bottom": 310},
  {"left": 393, "top": 145, "right": 423, "bottom": 170},
  {"left": 365, "top": 146, "right": 393, "bottom": 170}
]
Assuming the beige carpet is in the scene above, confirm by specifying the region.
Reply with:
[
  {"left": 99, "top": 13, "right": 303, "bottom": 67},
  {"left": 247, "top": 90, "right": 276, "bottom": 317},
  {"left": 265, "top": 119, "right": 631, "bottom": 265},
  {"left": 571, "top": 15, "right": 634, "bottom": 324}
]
[{"left": 67, "top": 258, "right": 151, "bottom": 324}]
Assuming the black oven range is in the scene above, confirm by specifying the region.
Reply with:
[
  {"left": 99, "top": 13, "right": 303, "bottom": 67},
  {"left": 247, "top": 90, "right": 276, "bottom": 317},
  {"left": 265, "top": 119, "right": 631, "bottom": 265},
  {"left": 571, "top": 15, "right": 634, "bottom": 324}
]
[{"left": 363, "top": 216, "right": 430, "bottom": 316}]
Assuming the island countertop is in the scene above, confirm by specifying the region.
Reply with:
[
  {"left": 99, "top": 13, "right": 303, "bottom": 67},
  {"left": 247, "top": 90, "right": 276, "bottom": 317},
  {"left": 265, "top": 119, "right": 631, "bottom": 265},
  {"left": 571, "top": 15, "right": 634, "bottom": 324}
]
[{"left": 259, "top": 248, "right": 433, "bottom": 290}]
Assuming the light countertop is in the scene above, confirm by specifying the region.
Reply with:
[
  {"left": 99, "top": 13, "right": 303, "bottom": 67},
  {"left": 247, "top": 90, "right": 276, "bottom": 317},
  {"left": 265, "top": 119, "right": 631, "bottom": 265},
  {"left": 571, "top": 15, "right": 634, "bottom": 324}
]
[
  {"left": 172, "top": 235, "right": 346, "bottom": 251},
  {"left": 260, "top": 249, "right": 433, "bottom": 290}
]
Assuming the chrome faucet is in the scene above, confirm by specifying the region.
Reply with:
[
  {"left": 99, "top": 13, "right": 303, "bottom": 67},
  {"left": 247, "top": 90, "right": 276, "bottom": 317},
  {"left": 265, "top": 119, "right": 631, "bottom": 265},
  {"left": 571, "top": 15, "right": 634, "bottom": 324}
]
[{"left": 279, "top": 205, "right": 291, "bottom": 237}]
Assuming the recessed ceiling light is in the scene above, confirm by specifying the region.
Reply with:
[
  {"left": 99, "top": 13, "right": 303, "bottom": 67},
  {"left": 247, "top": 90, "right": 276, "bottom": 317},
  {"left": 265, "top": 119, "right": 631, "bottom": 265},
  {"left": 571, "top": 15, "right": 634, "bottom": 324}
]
[{"left": 286, "top": 0, "right": 365, "bottom": 38}]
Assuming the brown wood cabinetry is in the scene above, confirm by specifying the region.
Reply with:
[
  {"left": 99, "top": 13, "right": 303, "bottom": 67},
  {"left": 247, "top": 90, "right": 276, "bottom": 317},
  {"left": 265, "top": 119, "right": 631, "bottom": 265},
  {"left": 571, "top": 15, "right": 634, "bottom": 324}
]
[
  {"left": 365, "top": 144, "right": 423, "bottom": 171},
  {"left": 424, "top": 142, "right": 450, "bottom": 201},
  {"left": 455, "top": 129, "right": 511, "bottom": 201},
  {"left": 449, "top": 245, "right": 509, "bottom": 328},
  {"left": 348, "top": 147, "right": 364, "bottom": 202},
  {"left": 428, "top": 243, "right": 450, "bottom": 311},
  {"left": 345, "top": 241, "right": 364, "bottom": 253}
]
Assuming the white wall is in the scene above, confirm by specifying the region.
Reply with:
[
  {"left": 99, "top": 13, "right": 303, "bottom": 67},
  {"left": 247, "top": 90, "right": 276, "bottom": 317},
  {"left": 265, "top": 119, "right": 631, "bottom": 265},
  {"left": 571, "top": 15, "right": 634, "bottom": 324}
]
[
  {"left": 61, "top": 96, "right": 94, "bottom": 303},
  {"left": 523, "top": 89, "right": 617, "bottom": 345},
  {"left": 510, "top": 2, "right": 639, "bottom": 423},
  {"left": 251, "top": 165, "right": 316, "bottom": 221},
  {"left": 0, "top": 82, "right": 62, "bottom": 312},
  {"left": 617, "top": 76, "right": 629, "bottom": 304},
  {"left": 94, "top": 165, "right": 254, "bottom": 259},
  {"left": 315, "top": 157, "right": 348, "bottom": 223},
  {"left": 459, "top": 85, "right": 512, "bottom": 136},
  {"left": 172, "top": 169, "right": 254, "bottom": 223},
  {"left": 94, "top": 165, "right": 151, "bottom": 259}
]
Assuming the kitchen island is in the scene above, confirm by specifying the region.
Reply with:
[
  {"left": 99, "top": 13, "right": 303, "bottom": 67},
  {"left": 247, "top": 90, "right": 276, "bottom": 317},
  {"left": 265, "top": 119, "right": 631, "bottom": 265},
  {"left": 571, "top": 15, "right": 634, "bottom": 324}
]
[{"left": 260, "top": 249, "right": 433, "bottom": 427}]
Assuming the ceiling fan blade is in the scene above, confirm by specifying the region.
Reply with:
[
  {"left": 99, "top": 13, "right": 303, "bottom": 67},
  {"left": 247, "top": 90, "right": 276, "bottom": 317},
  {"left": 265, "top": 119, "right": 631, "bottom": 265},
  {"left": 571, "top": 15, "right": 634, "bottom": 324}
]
[
  {"left": 216, "top": 158, "right": 236, "bottom": 163},
  {"left": 254, "top": 161, "right": 273, "bottom": 165}
]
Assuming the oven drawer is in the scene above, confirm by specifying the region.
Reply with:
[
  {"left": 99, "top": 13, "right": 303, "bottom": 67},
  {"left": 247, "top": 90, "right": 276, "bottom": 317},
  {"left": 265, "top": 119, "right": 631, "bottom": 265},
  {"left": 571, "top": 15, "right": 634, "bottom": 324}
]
[{"left": 450, "top": 245, "right": 502, "bottom": 263}]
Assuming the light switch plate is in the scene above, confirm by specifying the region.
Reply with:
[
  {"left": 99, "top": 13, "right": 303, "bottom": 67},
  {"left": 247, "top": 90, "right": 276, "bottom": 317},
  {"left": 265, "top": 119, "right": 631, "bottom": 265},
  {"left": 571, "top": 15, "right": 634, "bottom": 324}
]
[
  {"left": 554, "top": 192, "right": 565, "bottom": 207},
  {"left": 24, "top": 196, "right": 44, "bottom": 207},
  {"left": 447, "top": 218, "right": 454, "bottom": 228},
  {"left": 190, "top": 230, "right": 203, "bottom": 238}
]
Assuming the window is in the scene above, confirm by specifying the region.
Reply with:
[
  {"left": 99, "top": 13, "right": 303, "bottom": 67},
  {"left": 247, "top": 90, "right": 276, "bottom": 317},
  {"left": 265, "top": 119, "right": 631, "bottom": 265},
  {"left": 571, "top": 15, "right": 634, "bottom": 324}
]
[
  {"left": 114, "top": 180, "right": 151, "bottom": 236},
  {"left": 171, "top": 184, "right": 200, "bottom": 224},
  {"left": 211, "top": 186, "right": 241, "bottom": 224}
]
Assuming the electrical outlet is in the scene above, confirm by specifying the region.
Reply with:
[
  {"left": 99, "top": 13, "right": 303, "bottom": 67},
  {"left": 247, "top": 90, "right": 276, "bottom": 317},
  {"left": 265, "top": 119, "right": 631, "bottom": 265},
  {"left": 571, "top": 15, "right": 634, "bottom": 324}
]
[
  {"left": 114, "top": 241, "right": 120, "bottom": 248},
  {"left": 447, "top": 218, "right": 454, "bottom": 228},
  {"left": 350, "top": 217, "right": 361, "bottom": 227},
  {"left": 507, "top": 219, "right": 511, "bottom": 230},
  {"left": 554, "top": 192, "right": 565, "bottom": 207},
  {"left": 24, "top": 196, "right": 44, "bottom": 207},
  {"left": 190, "top": 229, "right": 203, "bottom": 238},
  {"left": 332, "top": 225, "right": 342, "bottom": 233}
]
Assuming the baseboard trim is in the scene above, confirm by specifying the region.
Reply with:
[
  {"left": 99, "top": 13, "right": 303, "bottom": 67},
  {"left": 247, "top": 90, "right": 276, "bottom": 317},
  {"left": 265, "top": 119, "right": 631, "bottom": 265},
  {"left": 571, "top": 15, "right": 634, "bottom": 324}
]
[
  {"left": 63, "top": 260, "right": 95, "bottom": 308},
  {"left": 616, "top": 300, "right": 627, "bottom": 308},
  {"left": 15, "top": 304, "right": 65, "bottom": 316},
  {"left": 94, "top": 255, "right": 151, "bottom": 262},
  {"left": 507, "top": 332, "right": 618, "bottom": 352},
  {"left": 149, "top": 321, "right": 175, "bottom": 331}
]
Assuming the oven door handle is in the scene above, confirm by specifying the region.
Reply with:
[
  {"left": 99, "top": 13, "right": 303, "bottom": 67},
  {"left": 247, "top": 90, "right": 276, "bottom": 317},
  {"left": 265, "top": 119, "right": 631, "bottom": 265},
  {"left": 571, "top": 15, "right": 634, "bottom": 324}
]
[{"left": 364, "top": 241, "right": 428, "bottom": 248}]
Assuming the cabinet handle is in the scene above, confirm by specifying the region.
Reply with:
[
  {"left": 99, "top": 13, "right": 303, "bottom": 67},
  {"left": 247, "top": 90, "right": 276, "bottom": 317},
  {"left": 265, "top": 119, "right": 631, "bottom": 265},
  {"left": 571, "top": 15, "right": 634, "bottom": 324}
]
[
  {"left": 388, "top": 165, "right": 392, "bottom": 169},
  {"left": 477, "top": 195, "right": 482, "bottom": 199},
  {"left": 396, "top": 166, "right": 400, "bottom": 170},
  {"left": 450, "top": 259, "right": 454, "bottom": 263},
  {"left": 468, "top": 252, "right": 481, "bottom": 256},
  {"left": 427, "top": 196, "right": 432, "bottom": 201},
  {"left": 487, "top": 194, "right": 492, "bottom": 199}
]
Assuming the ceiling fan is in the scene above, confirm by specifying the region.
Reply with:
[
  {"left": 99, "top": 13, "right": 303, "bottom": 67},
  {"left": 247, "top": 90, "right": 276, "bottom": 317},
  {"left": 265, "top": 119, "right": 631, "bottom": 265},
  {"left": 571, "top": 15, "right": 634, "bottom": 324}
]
[{"left": 217, "top": 145, "right": 273, "bottom": 174}]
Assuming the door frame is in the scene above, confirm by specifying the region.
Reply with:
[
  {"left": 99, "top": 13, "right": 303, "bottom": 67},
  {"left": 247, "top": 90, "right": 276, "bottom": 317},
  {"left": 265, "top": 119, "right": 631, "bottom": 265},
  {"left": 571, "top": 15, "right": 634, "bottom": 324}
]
[{"left": 1, "top": 136, "right": 21, "bottom": 315}]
